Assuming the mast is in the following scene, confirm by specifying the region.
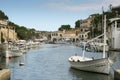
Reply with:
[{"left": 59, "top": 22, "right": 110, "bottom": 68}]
[
  {"left": 82, "top": 42, "right": 86, "bottom": 60},
  {"left": 103, "top": 15, "right": 106, "bottom": 58},
  {"left": 82, "top": 15, "right": 107, "bottom": 59},
  {"left": 102, "top": 6, "right": 104, "bottom": 34},
  {"left": 0, "top": 26, "right": 1, "bottom": 44}
]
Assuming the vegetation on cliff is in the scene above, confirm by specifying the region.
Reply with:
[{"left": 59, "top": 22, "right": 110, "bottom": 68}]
[
  {"left": 90, "top": 7, "right": 120, "bottom": 38},
  {"left": 58, "top": 24, "right": 71, "bottom": 31},
  {"left": 0, "top": 10, "right": 8, "bottom": 20},
  {"left": 0, "top": 10, "right": 39, "bottom": 40},
  {"left": 8, "top": 21, "right": 40, "bottom": 40},
  {"left": 1, "top": 5, "right": 120, "bottom": 40},
  {"left": 74, "top": 6, "right": 120, "bottom": 38}
]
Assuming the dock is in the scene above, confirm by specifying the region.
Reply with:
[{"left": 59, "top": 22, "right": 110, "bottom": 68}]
[
  {"left": 114, "top": 69, "right": 120, "bottom": 80},
  {"left": 0, "top": 69, "right": 10, "bottom": 80},
  {"left": 109, "top": 48, "right": 120, "bottom": 52}
]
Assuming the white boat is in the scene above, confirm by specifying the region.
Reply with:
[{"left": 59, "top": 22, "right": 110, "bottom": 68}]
[
  {"left": 3, "top": 49, "right": 12, "bottom": 58},
  {"left": 10, "top": 47, "right": 23, "bottom": 57},
  {"left": 86, "top": 42, "right": 109, "bottom": 52},
  {"left": 69, "top": 55, "right": 110, "bottom": 74},
  {"left": 68, "top": 15, "right": 111, "bottom": 74},
  {"left": 1, "top": 43, "right": 12, "bottom": 58},
  {"left": 1, "top": 42, "right": 23, "bottom": 58},
  {"left": 19, "top": 62, "right": 25, "bottom": 66}
]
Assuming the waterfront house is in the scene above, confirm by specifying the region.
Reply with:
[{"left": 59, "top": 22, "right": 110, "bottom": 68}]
[
  {"left": 0, "top": 19, "right": 8, "bottom": 26},
  {"left": 108, "top": 18, "right": 120, "bottom": 50},
  {"left": 78, "top": 31, "right": 90, "bottom": 41},
  {"left": 62, "top": 29, "right": 79, "bottom": 42},
  {"left": 0, "top": 20, "right": 18, "bottom": 43},
  {"left": 50, "top": 29, "right": 80, "bottom": 43},
  {"left": 79, "top": 15, "right": 92, "bottom": 32},
  {"left": 79, "top": 14, "right": 97, "bottom": 39},
  {"left": 51, "top": 31, "right": 63, "bottom": 42}
]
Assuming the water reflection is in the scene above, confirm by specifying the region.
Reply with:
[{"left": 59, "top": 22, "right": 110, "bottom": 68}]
[
  {"left": 0, "top": 58, "right": 10, "bottom": 68},
  {"left": 109, "top": 52, "right": 120, "bottom": 69},
  {"left": 67, "top": 51, "right": 120, "bottom": 80},
  {"left": 69, "top": 68, "right": 112, "bottom": 80},
  {"left": 0, "top": 54, "right": 26, "bottom": 69}
]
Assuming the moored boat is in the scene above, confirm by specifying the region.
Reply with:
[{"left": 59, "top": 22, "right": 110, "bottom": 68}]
[
  {"left": 69, "top": 55, "right": 110, "bottom": 74},
  {"left": 68, "top": 15, "right": 111, "bottom": 74}
]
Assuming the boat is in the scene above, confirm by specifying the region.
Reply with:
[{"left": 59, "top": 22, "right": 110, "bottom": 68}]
[
  {"left": 68, "top": 15, "right": 111, "bottom": 74},
  {"left": 84, "top": 41, "right": 109, "bottom": 52},
  {"left": 1, "top": 42, "right": 12, "bottom": 58},
  {"left": 10, "top": 46, "right": 23, "bottom": 57},
  {"left": 19, "top": 62, "right": 25, "bottom": 66},
  {"left": 68, "top": 55, "right": 110, "bottom": 74}
]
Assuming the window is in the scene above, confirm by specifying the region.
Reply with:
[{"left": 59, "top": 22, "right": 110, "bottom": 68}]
[
  {"left": 81, "top": 29, "right": 83, "bottom": 32},
  {"left": 117, "top": 22, "right": 120, "bottom": 28},
  {"left": 56, "top": 33, "right": 58, "bottom": 36},
  {"left": 60, "top": 34, "right": 62, "bottom": 37},
  {"left": 81, "top": 35, "right": 84, "bottom": 38}
]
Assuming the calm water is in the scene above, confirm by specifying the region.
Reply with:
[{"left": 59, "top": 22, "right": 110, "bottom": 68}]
[{"left": 0, "top": 44, "right": 120, "bottom": 80}]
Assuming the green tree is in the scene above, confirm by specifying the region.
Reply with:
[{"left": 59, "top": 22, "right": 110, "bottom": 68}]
[
  {"left": 75, "top": 20, "right": 80, "bottom": 28},
  {"left": 91, "top": 14, "right": 102, "bottom": 37},
  {"left": 58, "top": 24, "right": 71, "bottom": 31},
  {"left": 0, "top": 11, "right": 40, "bottom": 40},
  {"left": 0, "top": 10, "right": 8, "bottom": 20},
  {"left": 8, "top": 21, "right": 39, "bottom": 40}
]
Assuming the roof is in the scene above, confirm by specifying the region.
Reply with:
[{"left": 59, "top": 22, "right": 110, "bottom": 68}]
[
  {"left": 112, "top": 5, "right": 120, "bottom": 10},
  {"left": 109, "top": 18, "right": 120, "bottom": 23},
  {"left": 51, "top": 29, "right": 80, "bottom": 34}
]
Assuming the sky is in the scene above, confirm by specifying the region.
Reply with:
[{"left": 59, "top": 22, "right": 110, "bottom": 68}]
[{"left": 0, "top": 0, "right": 119, "bottom": 31}]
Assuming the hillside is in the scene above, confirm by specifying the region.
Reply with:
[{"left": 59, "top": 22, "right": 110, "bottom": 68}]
[{"left": 0, "top": 10, "right": 40, "bottom": 42}]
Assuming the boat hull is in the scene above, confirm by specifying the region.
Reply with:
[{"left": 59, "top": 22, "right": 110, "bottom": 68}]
[{"left": 69, "top": 58, "right": 110, "bottom": 74}]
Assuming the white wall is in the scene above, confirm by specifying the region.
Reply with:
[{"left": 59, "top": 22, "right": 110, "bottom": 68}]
[{"left": 111, "top": 21, "right": 120, "bottom": 49}]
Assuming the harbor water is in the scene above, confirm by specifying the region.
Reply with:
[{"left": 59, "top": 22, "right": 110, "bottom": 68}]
[{"left": 0, "top": 44, "right": 120, "bottom": 80}]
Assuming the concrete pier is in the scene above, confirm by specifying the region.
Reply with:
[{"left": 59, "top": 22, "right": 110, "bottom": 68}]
[
  {"left": 109, "top": 48, "right": 120, "bottom": 52},
  {"left": 0, "top": 69, "right": 10, "bottom": 80},
  {"left": 114, "top": 69, "right": 120, "bottom": 80}
]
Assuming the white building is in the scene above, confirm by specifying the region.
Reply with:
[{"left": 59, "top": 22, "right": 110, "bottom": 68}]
[
  {"left": 0, "top": 20, "right": 18, "bottom": 43},
  {"left": 0, "top": 20, "right": 8, "bottom": 26},
  {"left": 50, "top": 29, "right": 80, "bottom": 42},
  {"left": 78, "top": 31, "right": 90, "bottom": 41},
  {"left": 51, "top": 31, "right": 63, "bottom": 42},
  {"left": 108, "top": 18, "right": 120, "bottom": 49}
]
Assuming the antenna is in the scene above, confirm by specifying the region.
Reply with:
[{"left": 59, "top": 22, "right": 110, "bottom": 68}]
[
  {"left": 109, "top": 4, "right": 112, "bottom": 11},
  {"left": 103, "top": 15, "right": 106, "bottom": 58}
]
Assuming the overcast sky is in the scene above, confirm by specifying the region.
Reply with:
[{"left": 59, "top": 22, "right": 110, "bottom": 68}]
[{"left": 0, "top": 0, "right": 119, "bottom": 31}]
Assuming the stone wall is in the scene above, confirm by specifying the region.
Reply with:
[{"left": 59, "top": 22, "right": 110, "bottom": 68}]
[
  {"left": 0, "top": 69, "right": 10, "bottom": 80},
  {"left": 1, "top": 28, "right": 18, "bottom": 42}
]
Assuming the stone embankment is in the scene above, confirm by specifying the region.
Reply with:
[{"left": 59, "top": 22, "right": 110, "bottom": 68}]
[
  {"left": 114, "top": 69, "right": 120, "bottom": 80},
  {"left": 0, "top": 69, "right": 10, "bottom": 80}
]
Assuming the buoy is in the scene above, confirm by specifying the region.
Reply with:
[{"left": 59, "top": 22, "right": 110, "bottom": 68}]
[
  {"left": 19, "top": 63, "right": 24, "bottom": 66},
  {"left": 8, "top": 56, "right": 12, "bottom": 59}
]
